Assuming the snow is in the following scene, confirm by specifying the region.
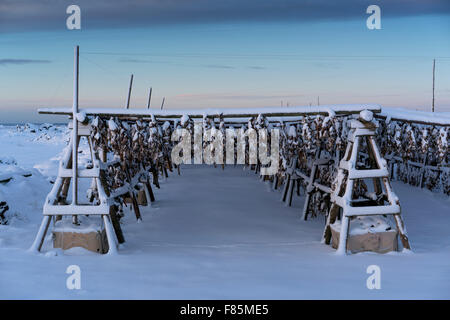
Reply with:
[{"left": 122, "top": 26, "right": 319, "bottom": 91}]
[
  {"left": 0, "top": 124, "right": 450, "bottom": 299},
  {"left": 76, "top": 112, "right": 86, "bottom": 123},
  {"left": 359, "top": 109, "right": 373, "bottom": 122},
  {"left": 379, "top": 107, "right": 450, "bottom": 125},
  {"left": 331, "top": 216, "right": 395, "bottom": 236},
  {"left": 53, "top": 216, "right": 103, "bottom": 234},
  {"left": 107, "top": 119, "right": 118, "bottom": 131},
  {"left": 38, "top": 104, "right": 381, "bottom": 118}
]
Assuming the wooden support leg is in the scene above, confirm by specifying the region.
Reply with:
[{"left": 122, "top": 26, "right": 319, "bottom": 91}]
[
  {"left": 103, "top": 215, "right": 118, "bottom": 255},
  {"left": 145, "top": 180, "right": 156, "bottom": 202},
  {"left": 140, "top": 183, "right": 150, "bottom": 207},
  {"left": 287, "top": 178, "right": 295, "bottom": 207},
  {"left": 129, "top": 191, "right": 142, "bottom": 221},
  {"left": 281, "top": 175, "right": 291, "bottom": 202},
  {"left": 166, "top": 156, "right": 173, "bottom": 172},
  {"left": 152, "top": 168, "right": 160, "bottom": 189},
  {"left": 302, "top": 191, "right": 312, "bottom": 220},
  {"left": 272, "top": 174, "right": 278, "bottom": 191},
  {"left": 323, "top": 203, "right": 339, "bottom": 244},
  {"left": 336, "top": 214, "right": 350, "bottom": 255},
  {"left": 302, "top": 147, "right": 321, "bottom": 220},
  {"left": 29, "top": 216, "right": 51, "bottom": 253},
  {"left": 393, "top": 213, "right": 411, "bottom": 250},
  {"left": 109, "top": 206, "right": 125, "bottom": 244}
]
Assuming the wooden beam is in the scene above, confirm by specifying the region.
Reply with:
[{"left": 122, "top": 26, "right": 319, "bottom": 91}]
[
  {"left": 38, "top": 105, "right": 382, "bottom": 120},
  {"left": 147, "top": 87, "right": 152, "bottom": 109},
  {"left": 72, "top": 45, "right": 79, "bottom": 206},
  {"left": 126, "top": 74, "right": 133, "bottom": 109}
]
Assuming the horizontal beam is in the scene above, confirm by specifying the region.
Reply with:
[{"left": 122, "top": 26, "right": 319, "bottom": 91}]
[
  {"left": 375, "top": 114, "right": 450, "bottom": 126},
  {"left": 38, "top": 104, "right": 381, "bottom": 119},
  {"left": 43, "top": 203, "right": 110, "bottom": 216},
  {"left": 375, "top": 107, "right": 450, "bottom": 126}
]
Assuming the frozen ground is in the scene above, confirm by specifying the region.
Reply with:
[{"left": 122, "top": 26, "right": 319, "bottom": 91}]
[{"left": 0, "top": 124, "right": 449, "bottom": 299}]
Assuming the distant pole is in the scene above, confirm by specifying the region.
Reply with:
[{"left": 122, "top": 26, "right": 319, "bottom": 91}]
[
  {"left": 126, "top": 74, "right": 133, "bottom": 109},
  {"left": 317, "top": 96, "right": 320, "bottom": 106},
  {"left": 160, "top": 97, "right": 165, "bottom": 110},
  {"left": 147, "top": 87, "right": 152, "bottom": 109},
  {"left": 72, "top": 45, "right": 79, "bottom": 206},
  {"left": 432, "top": 59, "right": 435, "bottom": 112}
]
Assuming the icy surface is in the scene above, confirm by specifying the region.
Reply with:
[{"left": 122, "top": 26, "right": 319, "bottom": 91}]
[{"left": 0, "top": 124, "right": 449, "bottom": 299}]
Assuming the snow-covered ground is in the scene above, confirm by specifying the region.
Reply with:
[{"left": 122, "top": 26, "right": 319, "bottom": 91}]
[{"left": 0, "top": 124, "right": 449, "bottom": 299}]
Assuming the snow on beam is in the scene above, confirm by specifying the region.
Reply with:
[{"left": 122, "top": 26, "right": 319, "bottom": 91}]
[
  {"left": 38, "top": 104, "right": 381, "bottom": 119},
  {"left": 376, "top": 107, "right": 450, "bottom": 126}
]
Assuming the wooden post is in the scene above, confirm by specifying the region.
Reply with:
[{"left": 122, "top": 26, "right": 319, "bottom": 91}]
[
  {"left": 145, "top": 180, "right": 156, "bottom": 202},
  {"left": 147, "top": 87, "right": 152, "bottom": 109},
  {"left": 281, "top": 174, "right": 291, "bottom": 202},
  {"left": 126, "top": 74, "right": 134, "bottom": 109},
  {"left": 432, "top": 59, "right": 435, "bottom": 112},
  {"left": 302, "top": 146, "right": 321, "bottom": 220},
  {"left": 72, "top": 45, "right": 79, "bottom": 207}
]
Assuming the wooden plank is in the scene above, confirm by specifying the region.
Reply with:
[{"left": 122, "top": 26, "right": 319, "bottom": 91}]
[{"left": 38, "top": 105, "right": 381, "bottom": 119}]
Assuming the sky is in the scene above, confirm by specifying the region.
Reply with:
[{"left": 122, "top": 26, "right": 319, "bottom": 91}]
[{"left": 0, "top": 0, "right": 449, "bottom": 123}]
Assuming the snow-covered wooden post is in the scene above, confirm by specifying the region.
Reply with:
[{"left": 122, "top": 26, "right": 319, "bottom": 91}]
[
  {"left": 30, "top": 46, "right": 120, "bottom": 255},
  {"left": 126, "top": 74, "right": 133, "bottom": 109},
  {"left": 147, "top": 87, "right": 152, "bottom": 109},
  {"left": 72, "top": 45, "right": 79, "bottom": 219},
  {"left": 323, "top": 110, "right": 411, "bottom": 254}
]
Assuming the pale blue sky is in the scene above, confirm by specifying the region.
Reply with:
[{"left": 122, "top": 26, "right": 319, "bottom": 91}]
[{"left": 0, "top": 1, "right": 449, "bottom": 122}]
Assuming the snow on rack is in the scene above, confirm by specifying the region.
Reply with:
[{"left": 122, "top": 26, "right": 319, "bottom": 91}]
[
  {"left": 331, "top": 216, "right": 396, "bottom": 236},
  {"left": 38, "top": 104, "right": 381, "bottom": 118},
  {"left": 378, "top": 107, "right": 450, "bottom": 125}
]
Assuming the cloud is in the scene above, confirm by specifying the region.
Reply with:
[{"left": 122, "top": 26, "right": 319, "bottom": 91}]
[
  {"left": 0, "top": 58, "right": 51, "bottom": 65},
  {"left": 247, "top": 66, "right": 267, "bottom": 70},
  {"left": 203, "top": 64, "right": 235, "bottom": 69},
  {"left": 0, "top": 0, "right": 449, "bottom": 33},
  {"left": 175, "top": 92, "right": 306, "bottom": 100},
  {"left": 118, "top": 58, "right": 171, "bottom": 64},
  {"left": 118, "top": 57, "right": 265, "bottom": 70}
]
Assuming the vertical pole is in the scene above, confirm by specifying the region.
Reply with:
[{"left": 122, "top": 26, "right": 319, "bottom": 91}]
[
  {"left": 147, "top": 87, "right": 152, "bottom": 109},
  {"left": 432, "top": 59, "right": 435, "bottom": 112},
  {"left": 160, "top": 97, "right": 165, "bottom": 110},
  {"left": 126, "top": 74, "right": 134, "bottom": 109},
  {"left": 72, "top": 45, "right": 79, "bottom": 206}
]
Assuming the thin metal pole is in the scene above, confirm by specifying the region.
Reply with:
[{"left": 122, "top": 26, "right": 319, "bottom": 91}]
[
  {"left": 432, "top": 59, "right": 435, "bottom": 113},
  {"left": 160, "top": 97, "right": 165, "bottom": 110},
  {"left": 72, "top": 45, "right": 79, "bottom": 206},
  {"left": 126, "top": 74, "right": 133, "bottom": 109},
  {"left": 147, "top": 87, "right": 152, "bottom": 109}
]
